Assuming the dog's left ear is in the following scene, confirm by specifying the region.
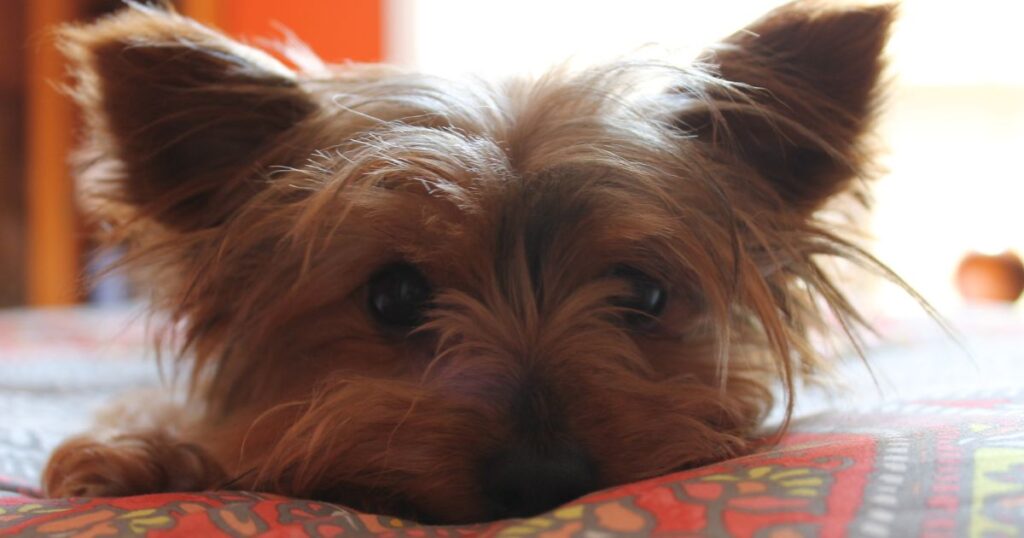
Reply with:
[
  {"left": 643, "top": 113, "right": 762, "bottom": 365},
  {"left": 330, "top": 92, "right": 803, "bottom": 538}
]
[
  {"left": 60, "top": 6, "right": 318, "bottom": 230},
  {"left": 681, "top": 2, "right": 896, "bottom": 212}
]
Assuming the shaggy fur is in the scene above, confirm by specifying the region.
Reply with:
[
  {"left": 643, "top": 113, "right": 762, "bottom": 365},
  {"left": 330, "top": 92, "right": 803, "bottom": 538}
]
[{"left": 44, "top": 1, "right": 900, "bottom": 523}]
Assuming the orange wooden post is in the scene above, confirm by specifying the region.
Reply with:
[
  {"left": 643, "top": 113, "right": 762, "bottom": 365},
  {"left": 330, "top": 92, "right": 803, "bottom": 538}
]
[{"left": 25, "top": 0, "right": 78, "bottom": 305}]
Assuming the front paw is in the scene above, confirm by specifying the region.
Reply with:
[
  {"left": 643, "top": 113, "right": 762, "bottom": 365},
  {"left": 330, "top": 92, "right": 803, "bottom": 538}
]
[{"left": 43, "top": 431, "right": 225, "bottom": 497}]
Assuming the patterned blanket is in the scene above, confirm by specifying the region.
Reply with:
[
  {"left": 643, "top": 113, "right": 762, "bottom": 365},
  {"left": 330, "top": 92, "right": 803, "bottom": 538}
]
[{"left": 1, "top": 307, "right": 1022, "bottom": 537}]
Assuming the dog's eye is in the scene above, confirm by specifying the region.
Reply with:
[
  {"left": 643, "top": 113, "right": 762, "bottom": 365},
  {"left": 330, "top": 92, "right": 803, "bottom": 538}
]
[
  {"left": 368, "top": 263, "right": 432, "bottom": 329},
  {"left": 611, "top": 266, "right": 667, "bottom": 328}
]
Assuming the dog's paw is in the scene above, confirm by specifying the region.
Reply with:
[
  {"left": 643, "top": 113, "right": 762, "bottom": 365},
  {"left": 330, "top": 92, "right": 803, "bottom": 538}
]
[{"left": 43, "top": 431, "right": 225, "bottom": 498}]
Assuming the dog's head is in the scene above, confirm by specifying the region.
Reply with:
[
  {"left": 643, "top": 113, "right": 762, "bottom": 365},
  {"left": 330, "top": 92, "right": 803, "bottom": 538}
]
[{"left": 62, "top": 2, "right": 894, "bottom": 522}]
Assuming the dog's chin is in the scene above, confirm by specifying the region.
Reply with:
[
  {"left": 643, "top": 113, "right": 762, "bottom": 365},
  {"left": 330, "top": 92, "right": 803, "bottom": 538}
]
[{"left": 304, "top": 457, "right": 711, "bottom": 524}]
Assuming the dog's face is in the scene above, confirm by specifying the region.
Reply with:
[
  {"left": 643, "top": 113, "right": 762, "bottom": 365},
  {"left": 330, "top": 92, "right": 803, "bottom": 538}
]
[{"left": 61, "top": 2, "right": 894, "bottom": 522}]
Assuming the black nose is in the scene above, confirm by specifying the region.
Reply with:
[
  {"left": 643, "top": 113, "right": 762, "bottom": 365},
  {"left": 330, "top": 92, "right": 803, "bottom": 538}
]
[{"left": 481, "top": 444, "right": 598, "bottom": 518}]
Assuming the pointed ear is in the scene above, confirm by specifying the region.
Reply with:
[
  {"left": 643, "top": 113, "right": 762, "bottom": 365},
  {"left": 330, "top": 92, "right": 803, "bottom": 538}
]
[
  {"left": 60, "top": 6, "right": 318, "bottom": 230},
  {"left": 682, "top": 2, "right": 896, "bottom": 211}
]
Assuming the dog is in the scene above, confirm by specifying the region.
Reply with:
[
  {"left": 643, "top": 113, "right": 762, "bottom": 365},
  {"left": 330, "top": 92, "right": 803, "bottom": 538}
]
[{"left": 43, "top": 1, "right": 899, "bottom": 523}]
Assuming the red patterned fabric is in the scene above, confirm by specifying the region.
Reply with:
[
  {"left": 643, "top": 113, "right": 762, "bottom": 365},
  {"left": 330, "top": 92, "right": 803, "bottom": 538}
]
[
  {"left": 1, "top": 307, "right": 1023, "bottom": 536},
  {"left": 2, "top": 400, "right": 1023, "bottom": 537}
]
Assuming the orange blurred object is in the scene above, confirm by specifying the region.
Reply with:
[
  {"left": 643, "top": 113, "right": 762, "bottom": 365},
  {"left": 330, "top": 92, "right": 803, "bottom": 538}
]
[
  {"left": 202, "top": 0, "right": 384, "bottom": 64},
  {"left": 955, "top": 251, "right": 1024, "bottom": 303}
]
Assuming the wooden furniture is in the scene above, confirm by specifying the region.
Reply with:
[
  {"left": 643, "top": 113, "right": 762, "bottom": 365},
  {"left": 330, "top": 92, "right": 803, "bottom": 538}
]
[
  {"left": 0, "top": 3, "right": 26, "bottom": 306},
  {"left": 25, "top": 0, "right": 79, "bottom": 305}
]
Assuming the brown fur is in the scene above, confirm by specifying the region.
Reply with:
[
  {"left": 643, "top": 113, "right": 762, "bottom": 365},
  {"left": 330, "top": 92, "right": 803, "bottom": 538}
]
[{"left": 44, "top": 1, "right": 902, "bottom": 523}]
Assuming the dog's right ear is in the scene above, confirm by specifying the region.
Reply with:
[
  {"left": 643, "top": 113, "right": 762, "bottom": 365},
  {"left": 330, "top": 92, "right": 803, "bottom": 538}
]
[
  {"left": 677, "top": 2, "right": 895, "bottom": 214},
  {"left": 60, "top": 6, "right": 317, "bottom": 230}
]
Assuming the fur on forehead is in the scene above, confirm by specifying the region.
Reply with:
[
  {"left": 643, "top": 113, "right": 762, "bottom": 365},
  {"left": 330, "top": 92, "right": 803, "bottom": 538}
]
[{"left": 281, "top": 63, "right": 751, "bottom": 226}]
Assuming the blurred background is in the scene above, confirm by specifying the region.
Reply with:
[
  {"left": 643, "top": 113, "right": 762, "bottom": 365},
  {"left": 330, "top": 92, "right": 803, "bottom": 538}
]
[{"left": 1, "top": 0, "right": 1022, "bottom": 315}]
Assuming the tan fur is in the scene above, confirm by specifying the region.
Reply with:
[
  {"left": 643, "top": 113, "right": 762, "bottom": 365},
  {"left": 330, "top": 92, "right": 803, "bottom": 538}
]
[{"left": 44, "top": 1, "right": 902, "bottom": 523}]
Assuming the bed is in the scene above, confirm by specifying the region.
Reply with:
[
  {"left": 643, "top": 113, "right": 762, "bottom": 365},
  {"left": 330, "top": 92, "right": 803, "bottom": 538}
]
[{"left": 1, "top": 306, "right": 1022, "bottom": 536}]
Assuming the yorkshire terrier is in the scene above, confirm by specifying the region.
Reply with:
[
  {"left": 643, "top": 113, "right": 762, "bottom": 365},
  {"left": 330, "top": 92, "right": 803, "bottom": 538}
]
[{"left": 44, "top": 1, "right": 898, "bottom": 523}]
